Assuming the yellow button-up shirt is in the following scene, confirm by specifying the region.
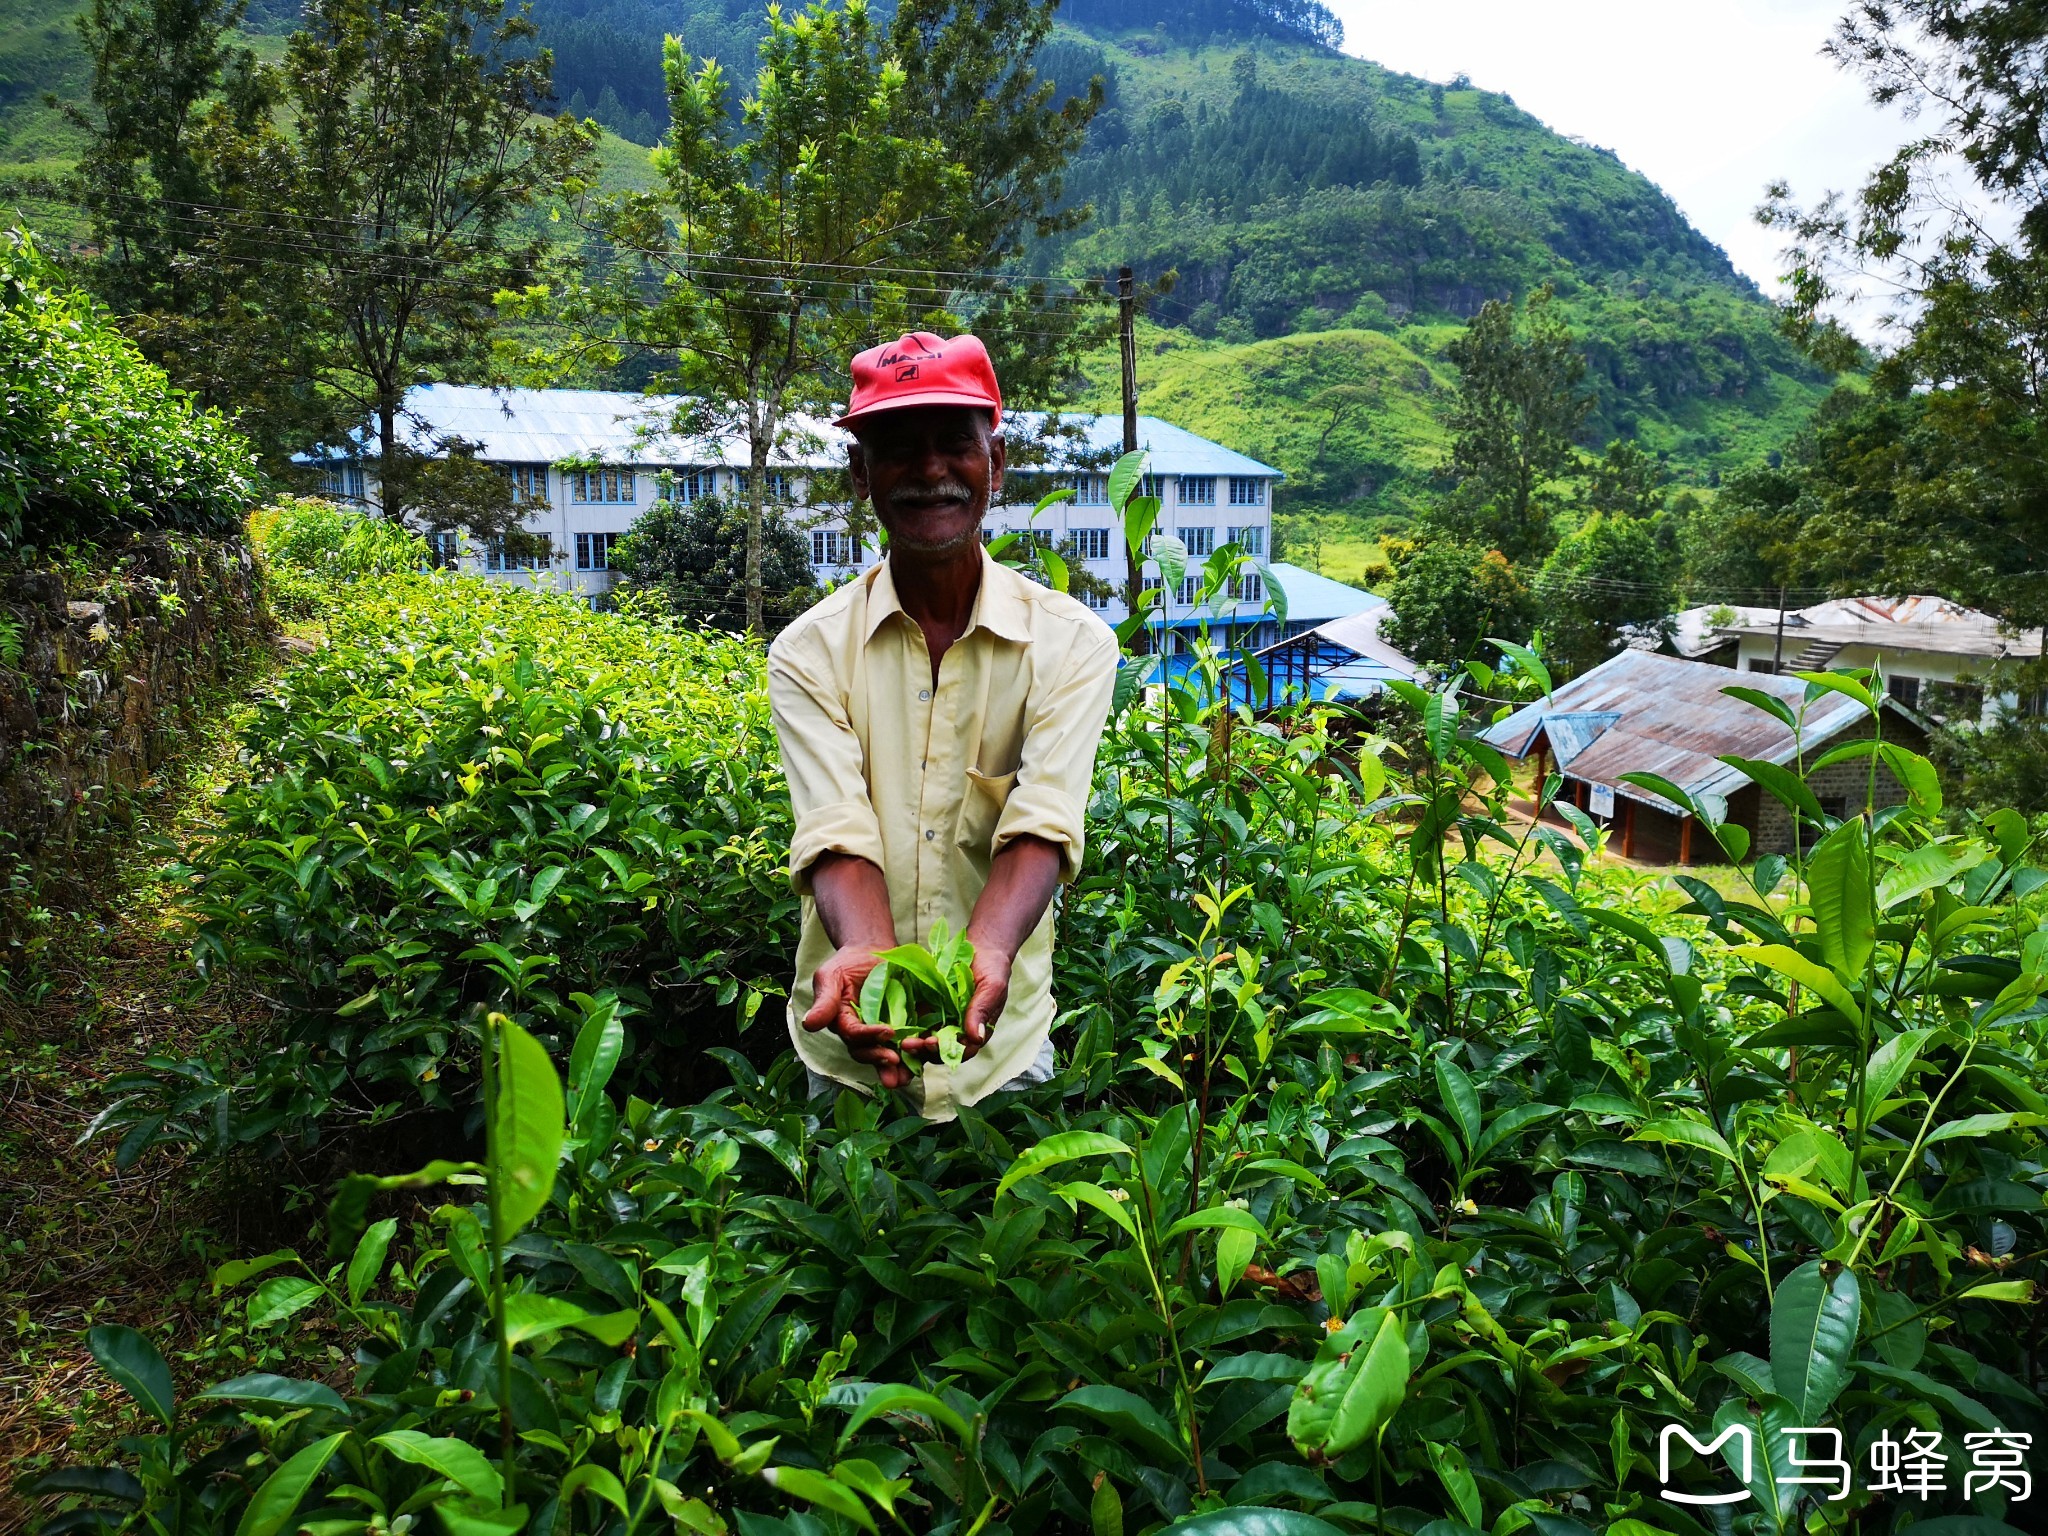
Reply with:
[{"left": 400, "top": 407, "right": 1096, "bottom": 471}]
[{"left": 767, "top": 548, "right": 1118, "bottom": 1120}]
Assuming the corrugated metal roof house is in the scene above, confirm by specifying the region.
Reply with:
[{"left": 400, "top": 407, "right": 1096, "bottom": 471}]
[{"left": 1482, "top": 650, "right": 1929, "bottom": 862}]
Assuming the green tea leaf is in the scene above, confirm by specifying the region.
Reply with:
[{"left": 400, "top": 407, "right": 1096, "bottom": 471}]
[
  {"left": 1808, "top": 821, "right": 1875, "bottom": 981},
  {"left": 346, "top": 1218, "right": 397, "bottom": 1307},
  {"left": 997, "top": 1131, "right": 1132, "bottom": 1195},
  {"left": 372, "top": 1430, "right": 504, "bottom": 1503},
  {"left": 1770, "top": 1260, "right": 1861, "bottom": 1421},
  {"left": 247, "top": 1277, "right": 324, "bottom": 1329},
  {"left": 1633, "top": 1116, "right": 1738, "bottom": 1164},
  {"left": 87, "top": 1325, "right": 175, "bottom": 1427},
  {"left": 1056, "top": 1384, "right": 1186, "bottom": 1465},
  {"left": 234, "top": 1432, "right": 348, "bottom": 1536},
  {"left": 490, "top": 1015, "right": 565, "bottom": 1241},
  {"left": 198, "top": 1374, "right": 348, "bottom": 1414},
  {"left": 836, "top": 1382, "right": 972, "bottom": 1448},
  {"left": 559, "top": 1466, "right": 629, "bottom": 1516},
  {"left": 1325, "top": 1308, "right": 1411, "bottom": 1456},
  {"left": 761, "top": 1465, "right": 877, "bottom": 1532}
]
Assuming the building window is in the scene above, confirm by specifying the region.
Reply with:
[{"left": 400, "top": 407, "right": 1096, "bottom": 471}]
[
  {"left": 1082, "top": 586, "right": 1112, "bottom": 611},
  {"left": 1231, "top": 572, "right": 1264, "bottom": 603},
  {"left": 811, "top": 529, "right": 856, "bottom": 565},
  {"left": 574, "top": 532, "right": 619, "bottom": 571},
  {"left": 1177, "top": 574, "right": 1203, "bottom": 605},
  {"left": 322, "top": 463, "right": 366, "bottom": 503},
  {"left": 1139, "top": 474, "right": 1166, "bottom": 501},
  {"left": 424, "top": 530, "right": 460, "bottom": 570},
  {"left": 571, "top": 468, "right": 636, "bottom": 504},
  {"left": 1068, "top": 527, "right": 1112, "bottom": 561},
  {"left": 1886, "top": 673, "right": 1921, "bottom": 709},
  {"left": 484, "top": 538, "right": 549, "bottom": 573},
  {"left": 1073, "top": 474, "right": 1110, "bottom": 505},
  {"left": 503, "top": 464, "right": 549, "bottom": 502},
  {"left": 1227, "top": 524, "right": 1266, "bottom": 556},
  {"left": 1178, "top": 475, "right": 1216, "bottom": 505},
  {"left": 1180, "top": 526, "right": 1215, "bottom": 558},
  {"left": 736, "top": 469, "right": 792, "bottom": 501},
  {"left": 675, "top": 469, "right": 714, "bottom": 503},
  {"left": 1228, "top": 476, "right": 1266, "bottom": 506},
  {"left": 1141, "top": 574, "right": 1163, "bottom": 593}
]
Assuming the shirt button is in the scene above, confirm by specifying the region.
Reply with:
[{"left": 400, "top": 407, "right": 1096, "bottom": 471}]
[
  {"left": 919, "top": 689, "right": 931, "bottom": 701},
  {"left": 925, "top": 829, "right": 935, "bottom": 840}
]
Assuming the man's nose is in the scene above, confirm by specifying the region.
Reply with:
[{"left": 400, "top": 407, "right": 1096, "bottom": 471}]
[{"left": 902, "top": 440, "right": 952, "bottom": 484}]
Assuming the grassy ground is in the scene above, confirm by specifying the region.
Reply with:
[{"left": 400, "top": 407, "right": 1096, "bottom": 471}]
[{"left": 0, "top": 643, "right": 299, "bottom": 1531}]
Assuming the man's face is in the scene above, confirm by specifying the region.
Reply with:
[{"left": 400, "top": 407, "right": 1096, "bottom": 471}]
[{"left": 849, "top": 406, "right": 1005, "bottom": 558}]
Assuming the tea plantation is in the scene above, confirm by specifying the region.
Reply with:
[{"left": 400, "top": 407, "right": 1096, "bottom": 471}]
[{"left": 21, "top": 523, "right": 2048, "bottom": 1536}]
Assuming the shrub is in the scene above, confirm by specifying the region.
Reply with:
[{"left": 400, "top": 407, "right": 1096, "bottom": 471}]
[
  {"left": 0, "top": 228, "right": 258, "bottom": 553},
  {"left": 93, "top": 571, "right": 794, "bottom": 1158},
  {"left": 250, "top": 497, "right": 432, "bottom": 619}
]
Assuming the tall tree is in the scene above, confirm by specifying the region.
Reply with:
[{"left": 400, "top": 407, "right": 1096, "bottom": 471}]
[
  {"left": 1383, "top": 537, "right": 1535, "bottom": 669},
  {"left": 1765, "top": 0, "right": 2048, "bottom": 627},
  {"left": 580, "top": 0, "right": 980, "bottom": 635},
  {"left": 64, "top": 0, "right": 326, "bottom": 460},
  {"left": 1428, "top": 285, "right": 1592, "bottom": 565},
  {"left": 886, "top": 0, "right": 1106, "bottom": 406},
  {"left": 609, "top": 492, "right": 818, "bottom": 632},
  {"left": 279, "top": 0, "right": 597, "bottom": 525},
  {"left": 1533, "top": 513, "right": 1673, "bottom": 675}
]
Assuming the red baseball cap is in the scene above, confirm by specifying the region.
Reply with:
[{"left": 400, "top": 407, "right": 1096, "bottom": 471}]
[{"left": 836, "top": 331, "right": 1003, "bottom": 432}]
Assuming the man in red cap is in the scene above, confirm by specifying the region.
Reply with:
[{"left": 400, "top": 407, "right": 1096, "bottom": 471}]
[{"left": 766, "top": 332, "right": 1118, "bottom": 1120}]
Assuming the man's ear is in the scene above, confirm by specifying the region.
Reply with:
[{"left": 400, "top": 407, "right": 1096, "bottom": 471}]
[
  {"left": 988, "top": 431, "right": 1006, "bottom": 501},
  {"left": 846, "top": 442, "right": 870, "bottom": 504}
]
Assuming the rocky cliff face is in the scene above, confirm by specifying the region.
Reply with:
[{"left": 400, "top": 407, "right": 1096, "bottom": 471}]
[{"left": 1, "top": 537, "right": 271, "bottom": 948}]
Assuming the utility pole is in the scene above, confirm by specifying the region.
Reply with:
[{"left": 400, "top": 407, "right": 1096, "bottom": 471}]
[{"left": 1118, "top": 266, "right": 1149, "bottom": 655}]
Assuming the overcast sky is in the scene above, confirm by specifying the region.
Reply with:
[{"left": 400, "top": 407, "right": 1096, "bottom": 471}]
[{"left": 1326, "top": 0, "right": 1921, "bottom": 301}]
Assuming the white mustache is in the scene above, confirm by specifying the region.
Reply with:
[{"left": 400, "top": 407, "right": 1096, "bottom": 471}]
[{"left": 889, "top": 483, "right": 973, "bottom": 507}]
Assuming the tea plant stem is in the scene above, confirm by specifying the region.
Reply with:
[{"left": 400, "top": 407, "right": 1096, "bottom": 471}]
[
  {"left": 1847, "top": 696, "right": 1886, "bottom": 1202},
  {"left": 1846, "top": 1039, "right": 1977, "bottom": 1271},
  {"left": 1132, "top": 1172, "right": 1207, "bottom": 1495}
]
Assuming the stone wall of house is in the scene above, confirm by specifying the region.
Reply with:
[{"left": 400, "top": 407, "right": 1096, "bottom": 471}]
[
  {"left": 0, "top": 537, "right": 271, "bottom": 946},
  {"left": 1750, "top": 712, "right": 1923, "bottom": 856}
]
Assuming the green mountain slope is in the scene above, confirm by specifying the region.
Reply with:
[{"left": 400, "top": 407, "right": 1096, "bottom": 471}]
[{"left": 1036, "top": 8, "right": 1833, "bottom": 523}]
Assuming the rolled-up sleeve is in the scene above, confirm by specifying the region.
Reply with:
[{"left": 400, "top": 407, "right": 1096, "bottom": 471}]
[
  {"left": 992, "top": 622, "right": 1119, "bottom": 882},
  {"left": 768, "top": 629, "right": 885, "bottom": 894}
]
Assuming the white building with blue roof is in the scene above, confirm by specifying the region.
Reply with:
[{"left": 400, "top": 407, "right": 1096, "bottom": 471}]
[{"left": 326, "top": 384, "right": 1383, "bottom": 642}]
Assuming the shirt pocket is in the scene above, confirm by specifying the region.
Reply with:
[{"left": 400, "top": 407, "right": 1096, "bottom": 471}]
[{"left": 956, "top": 766, "right": 1019, "bottom": 856}]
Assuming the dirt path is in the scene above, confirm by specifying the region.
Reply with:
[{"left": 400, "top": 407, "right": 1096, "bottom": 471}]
[{"left": 0, "top": 650, "right": 289, "bottom": 1531}]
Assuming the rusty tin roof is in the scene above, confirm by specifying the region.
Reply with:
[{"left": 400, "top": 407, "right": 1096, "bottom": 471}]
[{"left": 1482, "top": 651, "right": 1909, "bottom": 813}]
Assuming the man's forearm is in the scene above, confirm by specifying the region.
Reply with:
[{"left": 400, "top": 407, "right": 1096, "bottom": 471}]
[
  {"left": 964, "top": 834, "right": 1065, "bottom": 961},
  {"left": 809, "top": 852, "right": 896, "bottom": 949}
]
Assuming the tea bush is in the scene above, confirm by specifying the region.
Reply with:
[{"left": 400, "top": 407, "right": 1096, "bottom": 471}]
[
  {"left": 42, "top": 512, "right": 2048, "bottom": 1535},
  {"left": 249, "top": 499, "right": 434, "bottom": 619},
  {"left": 0, "top": 228, "right": 258, "bottom": 553},
  {"left": 91, "top": 572, "right": 795, "bottom": 1160}
]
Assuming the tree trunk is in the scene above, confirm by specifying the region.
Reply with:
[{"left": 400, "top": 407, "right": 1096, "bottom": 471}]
[
  {"left": 747, "top": 430, "right": 768, "bottom": 638},
  {"left": 379, "top": 396, "right": 402, "bottom": 522}
]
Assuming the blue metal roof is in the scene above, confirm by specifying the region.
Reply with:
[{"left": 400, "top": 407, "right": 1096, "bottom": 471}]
[
  {"left": 1263, "top": 563, "right": 1384, "bottom": 627},
  {"left": 1005, "top": 412, "right": 1283, "bottom": 478}
]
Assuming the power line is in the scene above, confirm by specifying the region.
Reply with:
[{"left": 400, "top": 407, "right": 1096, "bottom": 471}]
[{"left": 14, "top": 187, "right": 1121, "bottom": 298}]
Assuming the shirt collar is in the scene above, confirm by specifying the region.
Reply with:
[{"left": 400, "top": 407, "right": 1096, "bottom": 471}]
[{"left": 862, "top": 547, "right": 1036, "bottom": 647}]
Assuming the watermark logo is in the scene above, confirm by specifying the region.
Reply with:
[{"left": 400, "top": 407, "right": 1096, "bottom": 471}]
[{"left": 1659, "top": 1424, "right": 2032, "bottom": 1506}]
